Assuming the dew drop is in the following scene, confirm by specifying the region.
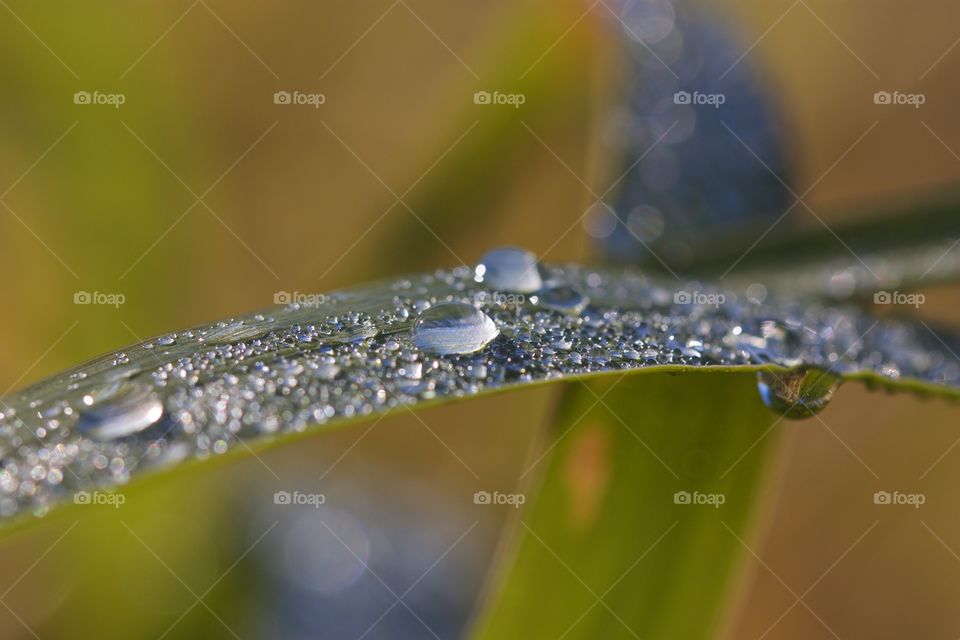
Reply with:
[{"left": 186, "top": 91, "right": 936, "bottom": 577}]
[
  {"left": 398, "top": 361, "right": 423, "bottom": 380},
  {"left": 411, "top": 302, "right": 499, "bottom": 355},
  {"left": 476, "top": 246, "right": 542, "bottom": 293},
  {"left": 756, "top": 368, "right": 841, "bottom": 419},
  {"left": 76, "top": 381, "right": 165, "bottom": 440},
  {"left": 538, "top": 285, "right": 588, "bottom": 314},
  {"left": 311, "top": 361, "right": 340, "bottom": 381}
]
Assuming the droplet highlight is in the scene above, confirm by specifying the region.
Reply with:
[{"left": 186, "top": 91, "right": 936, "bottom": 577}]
[{"left": 476, "top": 246, "right": 542, "bottom": 293}]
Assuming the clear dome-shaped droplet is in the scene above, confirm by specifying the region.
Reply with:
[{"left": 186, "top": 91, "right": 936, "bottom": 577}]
[
  {"left": 538, "top": 285, "right": 587, "bottom": 314},
  {"left": 476, "top": 246, "right": 542, "bottom": 293},
  {"left": 756, "top": 368, "right": 841, "bottom": 419},
  {"left": 411, "top": 302, "right": 499, "bottom": 355},
  {"left": 76, "top": 380, "right": 165, "bottom": 440}
]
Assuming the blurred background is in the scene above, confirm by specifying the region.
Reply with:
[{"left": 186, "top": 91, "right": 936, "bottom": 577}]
[{"left": 0, "top": 0, "right": 959, "bottom": 638}]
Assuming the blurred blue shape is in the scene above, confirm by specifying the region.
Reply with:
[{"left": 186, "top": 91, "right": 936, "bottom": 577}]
[
  {"left": 600, "top": 0, "right": 792, "bottom": 270},
  {"left": 246, "top": 464, "right": 485, "bottom": 640}
]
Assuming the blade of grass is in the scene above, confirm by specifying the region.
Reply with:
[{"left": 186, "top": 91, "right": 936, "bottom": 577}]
[{"left": 471, "top": 372, "right": 781, "bottom": 639}]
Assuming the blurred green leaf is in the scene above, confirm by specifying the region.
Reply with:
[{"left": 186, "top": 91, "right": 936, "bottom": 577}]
[
  {"left": 470, "top": 372, "right": 780, "bottom": 640},
  {"left": 681, "top": 190, "right": 960, "bottom": 300},
  {"left": 384, "top": 4, "right": 602, "bottom": 272}
]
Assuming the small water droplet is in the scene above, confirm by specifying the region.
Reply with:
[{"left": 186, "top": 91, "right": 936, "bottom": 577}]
[
  {"left": 467, "top": 363, "right": 488, "bottom": 380},
  {"left": 398, "top": 361, "right": 423, "bottom": 380},
  {"left": 312, "top": 361, "right": 340, "bottom": 381},
  {"left": 756, "top": 368, "right": 841, "bottom": 419},
  {"left": 476, "top": 246, "right": 542, "bottom": 293},
  {"left": 880, "top": 364, "right": 900, "bottom": 379},
  {"left": 76, "top": 381, "right": 165, "bottom": 440},
  {"left": 411, "top": 303, "right": 499, "bottom": 355},
  {"left": 538, "top": 285, "right": 588, "bottom": 314}
]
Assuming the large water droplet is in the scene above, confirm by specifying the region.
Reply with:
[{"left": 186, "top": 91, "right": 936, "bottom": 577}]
[
  {"left": 76, "top": 381, "right": 165, "bottom": 440},
  {"left": 756, "top": 368, "right": 841, "bottom": 419},
  {"left": 476, "top": 246, "right": 542, "bottom": 293},
  {"left": 411, "top": 303, "right": 499, "bottom": 355}
]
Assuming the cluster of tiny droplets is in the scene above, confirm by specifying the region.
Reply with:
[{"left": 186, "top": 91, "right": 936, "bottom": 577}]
[{"left": 0, "top": 256, "right": 957, "bottom": 522}]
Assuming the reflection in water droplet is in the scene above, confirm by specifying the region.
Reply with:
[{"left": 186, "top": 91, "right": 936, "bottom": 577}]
[
  {"left": 476, "top": 246, "right": 542, "bottom": 293},
  {"left": 538, "top": 285, "right": 588, "bottom": 314},
  {"left": 411, "top": 303, "right": 499, "bottom": 355},
  {"left": 76, "top": 381, "right": 165, "bottom": 440},
  {"left": 756, "top": 368, "right": 841, "bottom": 419}
]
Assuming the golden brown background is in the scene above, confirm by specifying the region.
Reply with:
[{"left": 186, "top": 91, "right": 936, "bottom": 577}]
[{"left": 0, "top": 1, "right": 958, "bottom": 638}]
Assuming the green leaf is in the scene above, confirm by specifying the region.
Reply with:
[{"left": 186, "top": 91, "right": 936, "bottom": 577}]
[
  {"left": 1, "top": 262, "right": 957, "bottom": 530},
  {"left": 470, "top": 372, "right": 780, "bottom": 639},
  {"left": 681, "top": 191, "right": 960, "bottom": 300}
]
